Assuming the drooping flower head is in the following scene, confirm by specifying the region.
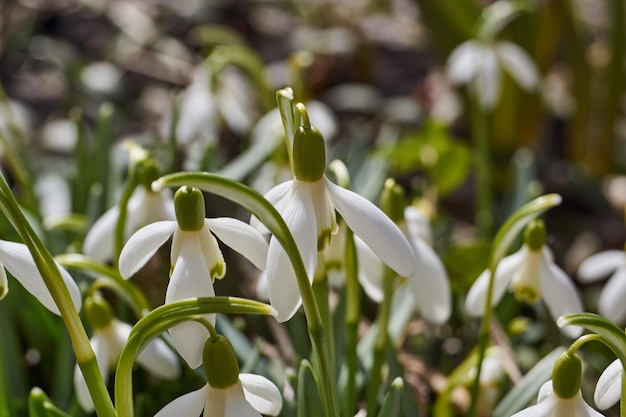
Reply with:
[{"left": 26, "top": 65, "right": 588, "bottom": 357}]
[
  {"left": 253, "top": 104, "right": 415, "bottom": 322},
  {"left": 119, "top": 186, "right": 268, "bottom": 368}
]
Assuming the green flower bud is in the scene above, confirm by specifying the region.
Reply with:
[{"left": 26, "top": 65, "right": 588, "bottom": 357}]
[
  {"left": 380, "top": 179, "right": 405, "bottom": 223},
  {"left": 85, "top": 294, "right": 114, "bottom": 330},
  {"left": 174, "top": 186, "right": 206, "bottom": 231},
  {"left": 137, "top": 159, "right": 162, "bottom": 190},
  {"left": 293, "top": 103, "right": 326, "bottom": 181},
  {"left": 524, "top": 219, "right": 546, "bottom": 251},
  {"left": 202, "top": 335, "right": 240, "bottom": 389},
  {"left": 552, "top": 351, "right": 582, "bottom": 399}
]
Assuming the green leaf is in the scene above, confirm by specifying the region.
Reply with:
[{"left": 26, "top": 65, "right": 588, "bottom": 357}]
[
  {"left": 430, "top": 145, "right": 471, "bottom": 196},
  {"left": 557, "top": 313, "right": 626, "bottom": 364},
  {"left": 28, "top": 388, "right": 72, "bottom": 417},
  {"left": 377, "top": 377, "right": 404, "bottom": 417},
  {"left": 297, "top": 360, "right": 323, "bottom": 417}
]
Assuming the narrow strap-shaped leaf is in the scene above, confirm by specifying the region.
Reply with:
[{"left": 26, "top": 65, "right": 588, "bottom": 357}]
[
  {"left": 377, "top": 377, "right": 404, "bottom": 417},
  {"left": 28, "top": 388, "right": 72, "bottom": 417},
  {"left": 297, "top": 360, "right": 323, "bottom": 417}
]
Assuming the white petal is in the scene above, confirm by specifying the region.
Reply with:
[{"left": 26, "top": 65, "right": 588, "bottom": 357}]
[
  {"left": 205, "top": 218, "right": 268, "bottom": 270},
  {"left": 130, "top": 189, "right": 176, "bottom": 230},
  {"left": 154, "top": 384, "right": 208, "bottom": 417},
  {"left": 223, "top": 382, "right": 262, "bottom": 417},
  {"left": 446, "top": 41, "right": 483, "bottom": 84},
  {"left": 166, "top": 234, "right": 215, "bottom": 368},
  {"left": 118, "top": 221, "right": 177, "bottom": 279},
  {"left": 578, "top": 250, "right": 624, "bottom": 283},
  {"left": 0, "top": 240, "right": 82, "bottom": 314},
  {"left": 355, "top": 237, "right": 385, "bottom": 303},
  {"left": 196, "top": 228, "right": 226, "bottom": 280},
  {"left": 464, "top": 251, "right": 524, "bottom": 316},
  {"left": 325, "top": 177, "right": 415, "bottom": 278},
  {"left": 595, "top": 359, "right": 622, "bottom": 410},
  {"left": 240, "top": 373, "right": 283, "bottom": 416},
  {"left": 536, "top": 379, "right": 554, "bottom": 402},
  {"left": 496, "top": 41, "right": 538, "bottom": 91},
  {"left": 404, "top": 206, "right": 433, "bottom": 244},
  {"left": 135, "top": 334, "right": 181, "bottom": 379},
  {"left": 409, "top": 238, "right": 451, "bottom": 324},
  {"left": 539, "top": 260, "right": 583, "bottom": 338},
  {"left": 475, "top": 47, "right": 501, "bottom": 110},
  {"left": 250, "top": 180, "right": 293, "bottom": 234},
  {"left": 73, "top": 335, "right": 111, "bottom": 412},
  {"left": 82, "top": 205, "right": 120, "bottom": 262},
  {"left": 598, "top": 266, "right": 626, "bottom": 324}
]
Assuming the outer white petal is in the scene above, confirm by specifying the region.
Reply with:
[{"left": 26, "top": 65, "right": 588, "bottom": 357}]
[
  {"left": 446, "top": 41, "right": 482, "bottom": 84},
  {"left": 409, "top": 238, "right": 451, "bottom": 324},
  {"left": 250, "top": 180, "right": 293, "bottom": 233},
  {"left": 464, "top": 251, "right": 524, "bottom": 316},
  {"left": 240, "top": 373, "right": 283, "bottom": 416},
  {"left": 166, "top": 234, "right": 215, "bottom": 368},
  {"left": 598, "top": 266, "right": 626, "bottom": 324},
  {"left": 154, "top": 384, "right": 208, "bottom": 417},
  {"left": 594, "top": 359, "right": 622, "bottom": 410},
  {"left": 510, "top": 396, "right": 555, "bottom": 417},
  {"left": 82, "top": 204, "right": 120, "bottom": 261},
  {"left": 135, "top": 332, "right": 181, "bottom": 380},
  {"left": 266, "top": 187, "right": 317, "bottom": 322},
  {"left": 496, "top": 41, "right": 538, "bottom": 91},
  {"left": 130, "top": 189, "right": 176, "bottom": 230},
  {"left": 223, "top": 381, "right": 262, "bottom": 417},
  {"left": 539, "top": 258, "right": 583, "bottom": 338},
  {"left": 0, "top": 240, "right": 82, "bottom": 314},
  {"left": 73, "top": 335, "right": 110, "bottom": 412},
  {"left": 475, "top": 47, "right": 501, "bottom": 110},
  {"left": 325, "top": 177, "right": 415, "bottom": 278},
  {"left": 118, "top": 221, "right": 177, "bottom": 279},
  {"left": 205, "top": 218, "right": 268, "bottom": 270},
  {"left": 578, "top": 250, "right": 624, "bottom": 283},
  {"left": 355, "top": 237, "right": 385, "bottom": 303}
]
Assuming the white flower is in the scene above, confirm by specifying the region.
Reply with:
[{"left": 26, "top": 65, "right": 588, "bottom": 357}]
[
  {"left": 255, "top": 176, "right": 415, "bottom": 322},
  {"left": 593, "top": 358, "right": 622, "bottom": 410},
  {"left": 350, "top": 206, "right": 451, "bottom": 324},
  {"left": 154, "top": 373, "right": 282, "bottom": 417},
  {"left": 511, "top": 380, "right": 604, "bottom": 417},
  {"left": 83, "top": 186, "right": 175, "bottom": 262},
  {"left": 0, "top": 240, "right": 81, "bottom": 315},
  {"left": 73, "top": 319, "right": 180, "bottom": 412},
  {"left": 465, "top": 245, "right": 583, "bottom": 337},
  {"left": 446, "top": 39, "right": 538, "bottom": 110},
  {"left": 577, "top": 249, "right": 626, "bottom": 323},
  {"left": 119, "top": 218, "right": 268, "bottom": 368}
]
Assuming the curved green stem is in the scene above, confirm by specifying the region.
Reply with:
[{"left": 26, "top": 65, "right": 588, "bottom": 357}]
[
  {"left": 153, "top": 172, "right": 339, "bottom": 417},
  {"left": 343, "top": 226, "right": 360, "bottom": 417},
  {"left": 114, "top": 296, "right": 275, "bottom": 416},
  {"left": 469, "top": 95, "right": 494, "bottom": 237},
  {"left": 0, "top": 174, "right": 116, "bottom": 417}
]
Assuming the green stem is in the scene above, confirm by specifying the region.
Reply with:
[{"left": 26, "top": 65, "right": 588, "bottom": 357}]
[
  {"left": 154, "top": 172, "right": 339, "bottom": 417},
  {"left": 312, "top": 263, "right": 333, "bottom": 371},
  {"left": 366, "top": 267, "right": 396, "bottom": 417},
  {"left": 342, "top": 226, "right": 360, "bottom": 417},
  {"left": 0, "top": 175, "right": 116, "bottom": 417},
  {"left": 469, "top": 96, "right": 494, "bottom": 237},
  {"left": 113, "top": 169, "right": 139, "bottom": 266}
]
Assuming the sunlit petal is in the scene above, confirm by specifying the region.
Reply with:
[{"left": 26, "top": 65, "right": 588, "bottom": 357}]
[
  {"left": 446, "top": 41, "right": 482, "bottom": 84},
  {"left": 154, "top": 384, "right": 208, "bottom": 417},
  {"left": 135, "top": 334, "right": 181, "bottom": 380},
  {"left": 594, "top": 358, "right": 621, "bottom": 410},
  {"left": 409, "top": 238, "right": 451, "bottom": 324},
  {"left": 240, "top": 373, "right": 283, "bottom": 416},
  {"left": 597, "top": 266, "right": 626, "bottom": 324},
  {"left": 325, "top": 177, "right": 415, "bottom": 278},
  {"left": 82, "top": 205, "right": 120, "bottom": 262},
  {"left": 578, "top": 250, "right": 624, "bottom": 283},
  {"left": 224, "top": 382, "right": 262, "bottom": 417},
  {"left": 205, "top": 218, "right": 268, "bottom": 270},
  {"left": 195, "top": 228, "right": 226, "bottom": 280},
  {"left": 118, "top": 221, "right": 177, "bottom": 279},
  {"left": 475, "top": 47, "right": 500, "bottom": 109},
  {"left": 539, "top": 259, "right": 583, "bottom": 338},
  {"left": 250, "top": 180, "right": 292, "bottom": 233},
  {"left": 355, "top": 237, "right": 384, "bottom": 302},
  {"left": 496, "top": 41, "right": 538, "bottom": 91},
  {"left": 74, "top": 335, "right": 110, "bottom": 412},
  {"left": 0, "top": 240, "right": 82, "bottom": 314}
]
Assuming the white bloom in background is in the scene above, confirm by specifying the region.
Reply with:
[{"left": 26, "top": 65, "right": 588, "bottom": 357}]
[
  {"left": 446, "top": 39, "right": 538, "bottom": 110},
  {"left": 74, "top": 318, "right": 180, "bottom": 412},
  {"left": 511, "top": 380, "right": 604, "bottom": 417},
  {"left": 0, "top": 240, "right": 81, "bottom": 314},
  {"left": 119, "top": 188, "right": 268, "bottom": 368},
  {"left": 465, "top": 242, "right": 583, "bottom": 338},
  {"left": 577, "top": 248, "right": 626, "bottom": 323},
  {"left": 593, "top": 359, "right": 622, "bottom": 410},
  {"left": 83, "top": 186, "right": 176, "bottom": 262},
  {"left": 154, "top": 373, "right": 282, "bottom": 417}
]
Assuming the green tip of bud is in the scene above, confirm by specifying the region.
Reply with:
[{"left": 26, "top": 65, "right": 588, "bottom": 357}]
[
  {"left": 380, "top": 179, "right": 406, "bottom": 223},
  {"left": 293, "top": 125, "right": 326, "bottom": 181},
  {"left": 552, "top": 351, "right": 582, "bottom": 399},
  {"left": 174, "top": 186, "right": 206, "bottom": 231},
  {"left": 85, "top": 294, "right": 114, "bottom": 329},
  {"left": 202, "top": 335, "right": 240, "bottom": 389},
  {"left": 524, "top": 219, "right": 546, "bottom": 251}
]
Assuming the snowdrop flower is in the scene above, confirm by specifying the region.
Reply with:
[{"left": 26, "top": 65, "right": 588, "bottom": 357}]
[
  {"left": 253, "top": 107, "right": 415, "bottom": 322},
  {"left": 465, "top": 219, "right": 583, "bottom": 337},
  {"left": 577, "top": 246, "right": 626, "bottom": 323},
  {"left": 446, "top": 39, "right": 538, "bottom": 110},
  {"left": 155, "top": 334, "right": 282, "bottom": 417},
  {"left": 74, "top": 294, "right": 180, "bottom": 412},
  {"left": 593, "top": 358, "right": 622, "bottom": 410},
  {"left": 119, "top": 186, "right": 268, "bottom": 368},
  {"left": 0, "top": 239, "right": 81, "bottom": 315}
]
